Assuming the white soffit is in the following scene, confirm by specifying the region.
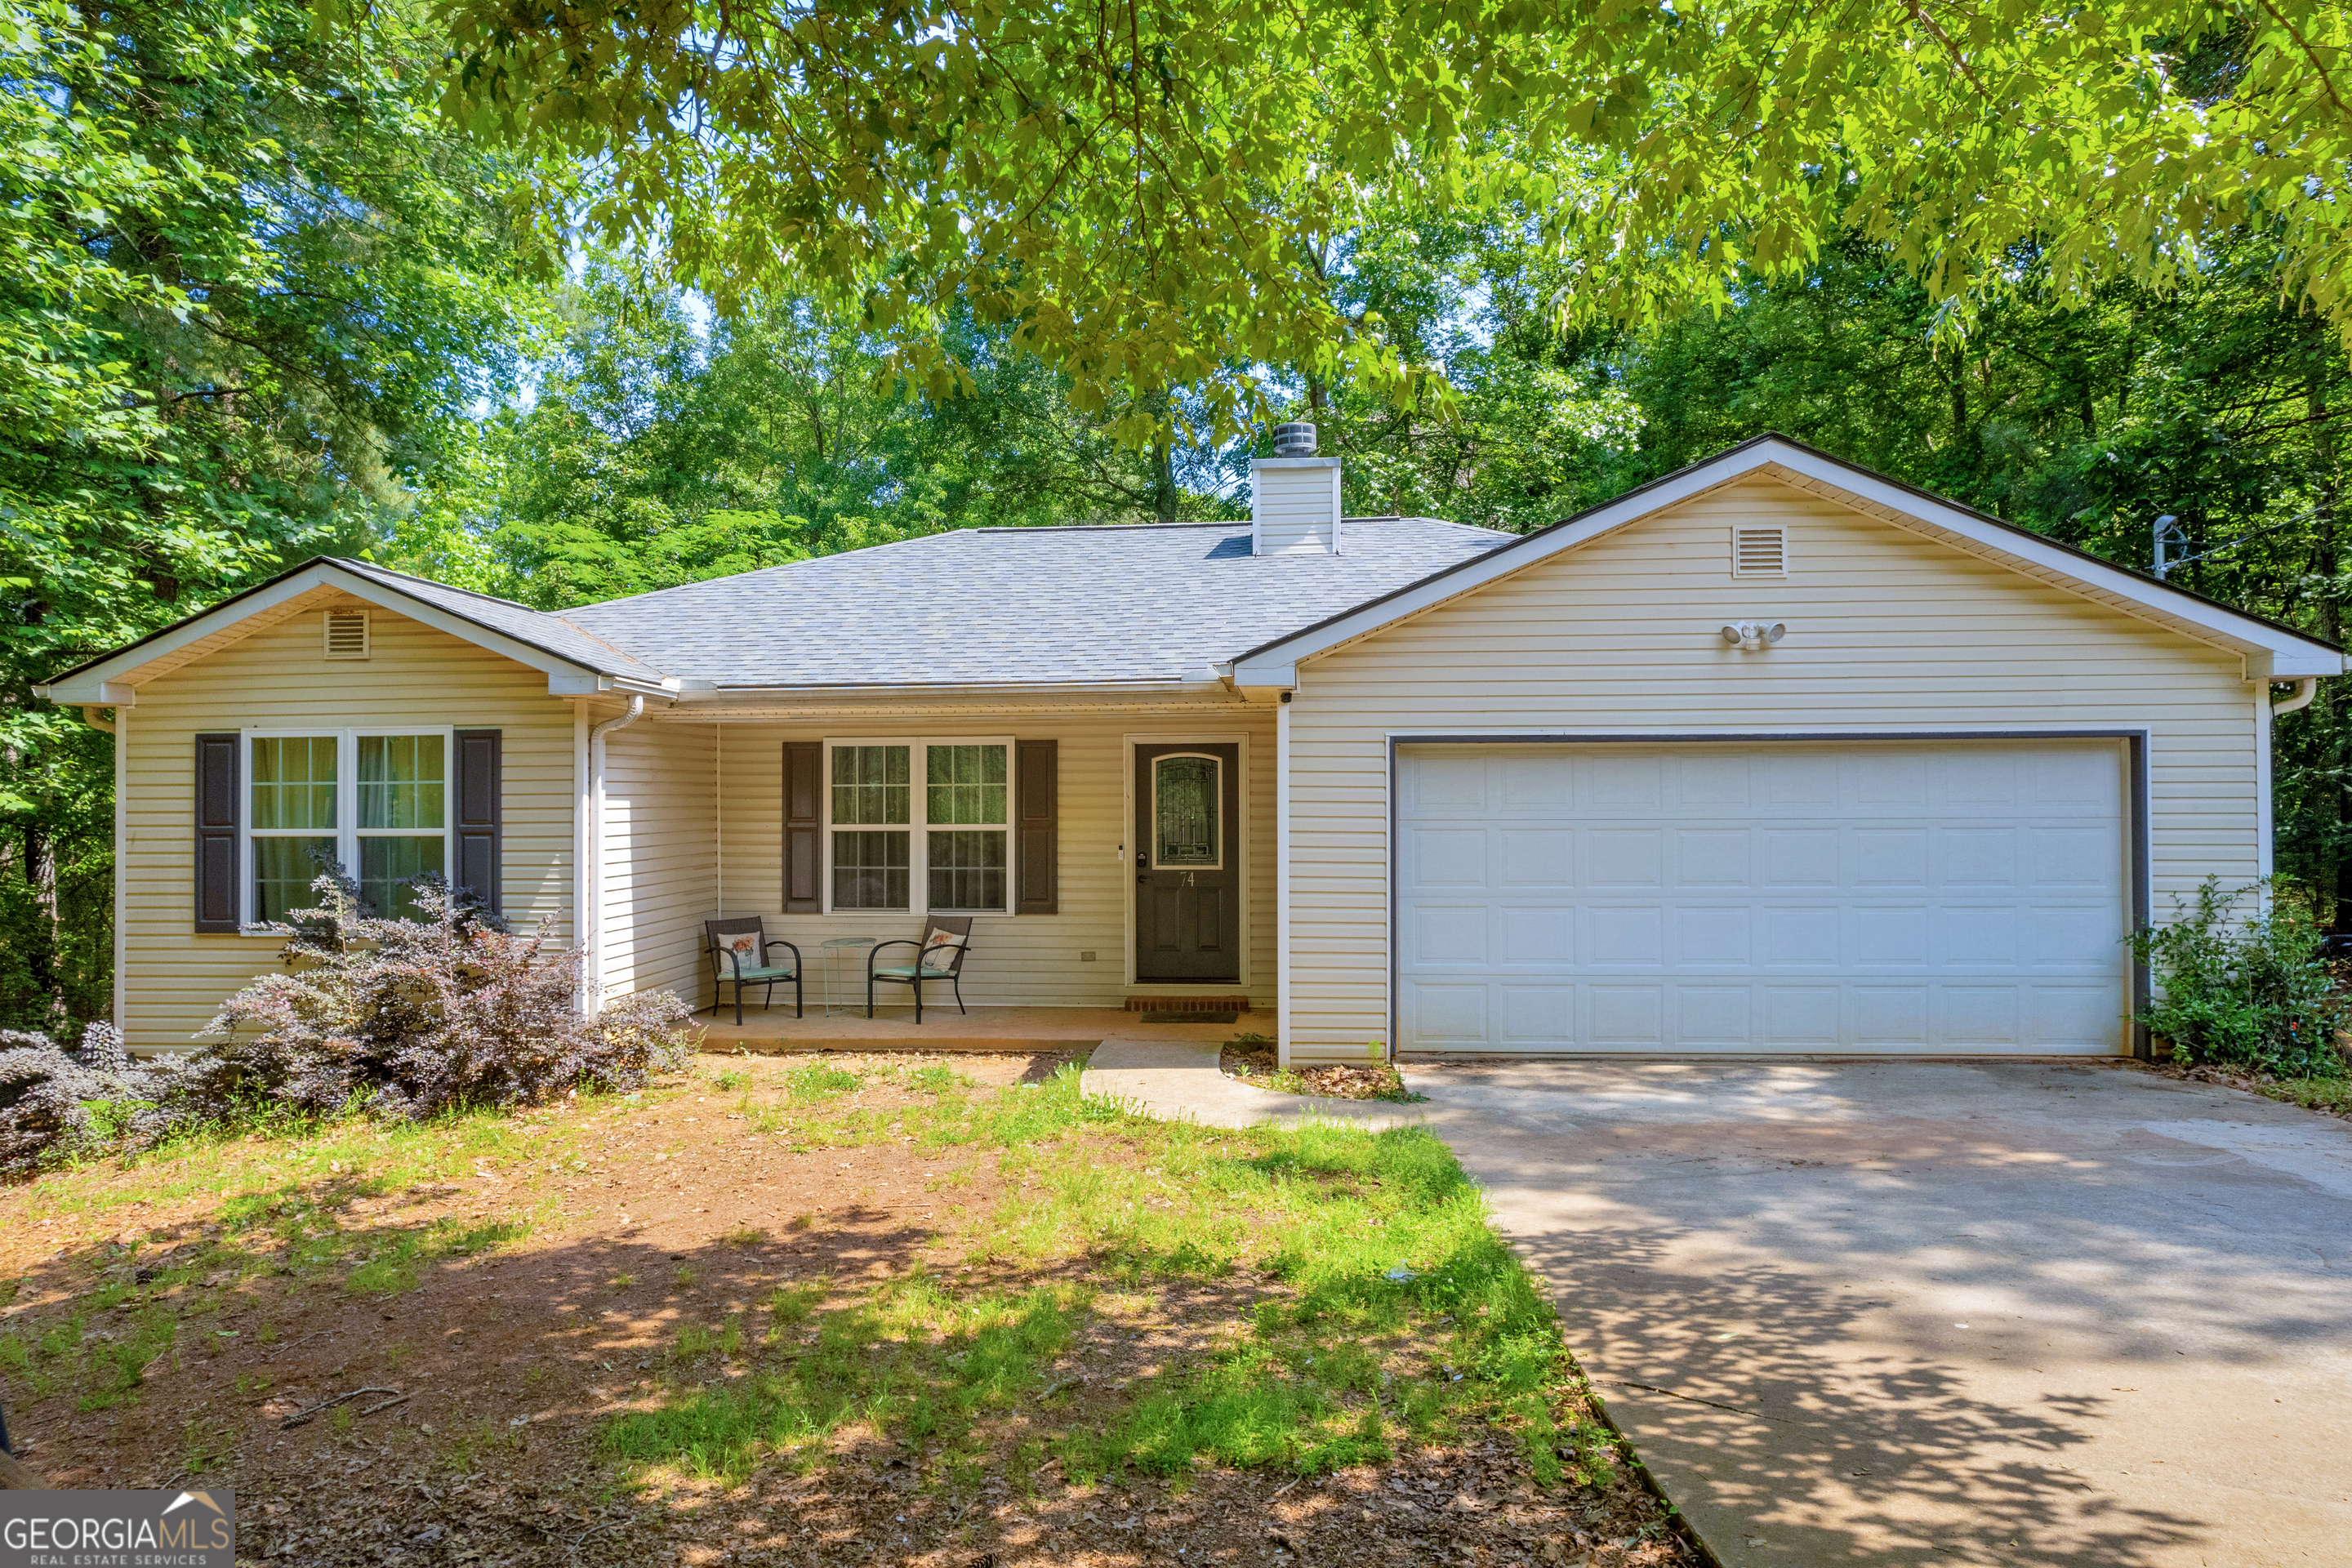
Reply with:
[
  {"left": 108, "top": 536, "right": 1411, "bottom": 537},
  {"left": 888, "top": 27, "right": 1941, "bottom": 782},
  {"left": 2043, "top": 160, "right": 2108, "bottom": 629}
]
[{"left": 1229, "top": 438, "right": 2346, "bottom": 683}]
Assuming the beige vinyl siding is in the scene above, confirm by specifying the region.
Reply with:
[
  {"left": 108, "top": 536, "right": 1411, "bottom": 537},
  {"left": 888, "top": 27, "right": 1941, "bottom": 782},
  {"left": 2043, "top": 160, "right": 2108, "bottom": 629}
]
[
  {"left": 702, "top": 710, "right": 1276, "bottom": 1013},
  {"left": 1284, "top": 478, "right": 2264, "bottom": 1059},
  {"left": 119, "top": 599, "right": 577, "bottom": 1053},
  {"left": 599, "top": 718, "right": 716, "bottom": 1004}
]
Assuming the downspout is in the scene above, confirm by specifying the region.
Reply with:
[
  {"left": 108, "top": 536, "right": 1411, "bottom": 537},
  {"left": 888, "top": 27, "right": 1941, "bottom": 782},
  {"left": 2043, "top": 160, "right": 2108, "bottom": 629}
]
[
  {"left": 585, "top": 695, "right": 644, "bottom": 1008},
  {"left": 2272, "top": 677, "right": 2319, "bottom": 715},
  {"left": 81, "top": 706, "right": 117, "bottom": 735}
]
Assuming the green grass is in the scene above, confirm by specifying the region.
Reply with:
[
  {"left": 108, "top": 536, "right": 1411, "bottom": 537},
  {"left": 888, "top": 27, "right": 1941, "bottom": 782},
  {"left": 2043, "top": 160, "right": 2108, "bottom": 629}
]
[
  {"left": 601, "top": 1068, "right": 1613, "bottom": 1495},
  {"left": 2256, "top": 1076, "right": 2352, "bottom": 1115}
]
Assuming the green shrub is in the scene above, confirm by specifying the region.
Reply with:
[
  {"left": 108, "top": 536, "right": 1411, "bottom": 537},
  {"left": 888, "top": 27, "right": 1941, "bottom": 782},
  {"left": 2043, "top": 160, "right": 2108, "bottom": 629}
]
[{"left": 2129, "top": 878, "right": 2350, "bottom": 1077}]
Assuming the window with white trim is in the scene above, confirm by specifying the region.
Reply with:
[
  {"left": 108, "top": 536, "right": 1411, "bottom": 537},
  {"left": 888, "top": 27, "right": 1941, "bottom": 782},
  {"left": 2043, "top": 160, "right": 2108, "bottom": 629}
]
[
  {"left": 246, "top": 729, "right": 450, "bottom": 924},
  {"left": 824, "top": 738, "right": 1010, "bottom": 913}
]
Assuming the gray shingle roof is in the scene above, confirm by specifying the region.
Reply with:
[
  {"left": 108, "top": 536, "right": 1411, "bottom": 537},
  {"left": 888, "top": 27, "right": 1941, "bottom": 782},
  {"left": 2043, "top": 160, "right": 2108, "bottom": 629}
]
[
  {"left": 330, "top": 559, "right": 670, "bottom": 683},
  {"left": 562, "top": 519, "right": 1512, "bottom": 688}
]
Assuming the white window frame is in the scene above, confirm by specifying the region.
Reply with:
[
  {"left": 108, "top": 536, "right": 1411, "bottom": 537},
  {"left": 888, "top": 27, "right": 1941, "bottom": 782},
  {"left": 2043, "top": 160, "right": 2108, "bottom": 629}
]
[
  {"left": 821, "top": 736, "right": 1016, "bottom": 915},
  {"left": 241, "top": 726, "right": 455, "bottom": 929}
]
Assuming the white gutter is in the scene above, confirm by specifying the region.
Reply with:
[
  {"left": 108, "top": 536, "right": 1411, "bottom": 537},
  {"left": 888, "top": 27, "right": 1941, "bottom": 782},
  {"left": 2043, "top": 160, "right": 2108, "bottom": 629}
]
[
  {"left": 583, "top": 695, "right": 644, "bottom": 1006},
  {"left": 2272, "top": 677, "right": 2319, "bottom": 715}
]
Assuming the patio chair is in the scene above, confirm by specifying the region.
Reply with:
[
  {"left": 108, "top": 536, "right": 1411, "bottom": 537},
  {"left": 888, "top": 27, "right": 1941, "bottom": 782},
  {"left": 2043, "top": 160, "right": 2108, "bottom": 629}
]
[
  {"left": 866, "top": 915, "right": 973, "bottom": 1023},
  {"left": 705, "top": 917, "right": 803, "bottom": 1027}
]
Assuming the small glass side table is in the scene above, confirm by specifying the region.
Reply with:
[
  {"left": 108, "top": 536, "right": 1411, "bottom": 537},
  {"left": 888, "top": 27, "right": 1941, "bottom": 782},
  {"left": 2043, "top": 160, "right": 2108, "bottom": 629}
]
[{"left": 819, "top": 936, "right": 877, "bottom": 1017}]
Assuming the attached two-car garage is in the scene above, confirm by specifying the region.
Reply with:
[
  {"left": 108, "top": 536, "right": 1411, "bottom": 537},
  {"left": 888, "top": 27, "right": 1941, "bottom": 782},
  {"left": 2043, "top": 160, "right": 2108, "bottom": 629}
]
[{"left": 1394, "top": 738, "right": 2136, "bottom": 1056}]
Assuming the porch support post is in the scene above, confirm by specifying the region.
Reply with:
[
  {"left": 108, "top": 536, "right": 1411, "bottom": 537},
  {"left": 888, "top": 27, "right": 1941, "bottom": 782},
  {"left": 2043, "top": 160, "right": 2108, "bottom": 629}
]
[
  {"left": 1276, "top": 694, "right": 1293, "bottom": 1068},
  {"left": 572, "top": 702, "right": 593, "bottom": 1013}
]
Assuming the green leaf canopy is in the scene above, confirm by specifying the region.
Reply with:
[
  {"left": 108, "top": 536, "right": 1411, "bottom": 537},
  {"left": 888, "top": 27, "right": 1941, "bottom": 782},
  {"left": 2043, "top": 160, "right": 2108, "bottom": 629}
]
[{"left": 426, "top": 0, "right": 2352, "bottom": 428}]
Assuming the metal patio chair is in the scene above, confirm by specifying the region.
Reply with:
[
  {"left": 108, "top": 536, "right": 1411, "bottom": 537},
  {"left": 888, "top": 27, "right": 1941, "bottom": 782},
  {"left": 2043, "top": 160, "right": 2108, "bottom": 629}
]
[
  {"left": 866, "top": 915, "right": 973, "bottom": 1023},
  {"left": 704, "top": 917, "right": 803, "bottom": 1026}
]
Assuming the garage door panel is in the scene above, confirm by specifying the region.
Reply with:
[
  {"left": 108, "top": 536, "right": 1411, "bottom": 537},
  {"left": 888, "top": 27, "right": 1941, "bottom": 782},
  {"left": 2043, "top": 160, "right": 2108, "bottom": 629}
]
[
  {"left": 1674, "top": 829, "right": 1751, "bottom": 886},
  {"left": 1761, "top": 906, "right": 1842, "bottom": 965},
  {"left": 1674, "top": 987, "right": 1751, "bottom": 1042},
  {"left": 1498, "top": 906, "right": 1574, "bottom": 966},
  {"left": 1498, "top": 986, "right": 1577, "bottom": 1045},
  {"left": 1588, "top": 906, "right": 1664, "bottom": 965},
  {"left": 1854, "top": 829, "right": 1930, "bottom": 885},
  {"left": 1939, "top": 906, "right": 2021, "bottom": 965},
  {"left": 1498, "top": 830, "right": 1573, "bottom": 885},
  {"left": 1410, "top": 904, "right": 1490, "bottom": 966},
  {"left": 1407, "top": 983, "right": 1489, "bottom": 1045},
  {"left": 1396, "top": 741, "right": 2130, "bottom": 1055},
  {"left": 1763, "top": 986, "right": 1841, "bottom": 1042},
  {"left": 1588, "top": 829, "right": 1664, "bottom": 886},
  {"left": 2029, "top": 825, "right": 2122, "bottom": 887},
  {"left": 1940, "top": 986, "right": 2021, "bottom": 1041},
  {"left": 1673, "top": 906, "right": 1752, "bottom": 965},
  {"left": 1764, "top": 830, "right": 1840, "bottom": 886},
  {"left": 1407, "top": 829, "right": 1488, "bottom": 889},
  {"left": 1847, "top": 904, "right": 1929, "bottom": 966},
  {"left": 1588, "top": 986, "right": 1664, "bottom": 1043}
]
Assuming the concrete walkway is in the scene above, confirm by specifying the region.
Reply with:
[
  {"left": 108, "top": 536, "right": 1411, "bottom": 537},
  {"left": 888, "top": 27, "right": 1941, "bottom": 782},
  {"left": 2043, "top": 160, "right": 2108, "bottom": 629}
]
[
  {"left": 1080, "top": 1038, "right": 1427, "bottom": 1130},
  {"left": 1407, "top": 1059, "right": 2352, "bottom": 1568}
]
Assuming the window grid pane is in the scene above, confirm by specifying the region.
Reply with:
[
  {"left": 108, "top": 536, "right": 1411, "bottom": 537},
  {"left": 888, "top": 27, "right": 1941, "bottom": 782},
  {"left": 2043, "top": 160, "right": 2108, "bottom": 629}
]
[
  {"left": 832, "top": 746, "right": 910, "bottom": 826},
  {"left": 360, "top": 835, "right": 446, "bottom": 921},
  {"left": 832, "top": 830, "right": 910, "bottom": 909},
  {"left": 926, "top": 830, "right": 1005, "bottom": 911},
  {"left": 926, "top": 744, "right": 1006, "bottom": 825},
  {"left": 359, "top": 734, "right": 445, "bottom": 829},
  {"left": 255, "top": 836, "right": 336, "bottom": 924},
  {"left": 1154, "top": 756, "right": 1220, "bottom": 866},
  {"left": 252, "top": 737, "right": 337, "bottom": 831}
]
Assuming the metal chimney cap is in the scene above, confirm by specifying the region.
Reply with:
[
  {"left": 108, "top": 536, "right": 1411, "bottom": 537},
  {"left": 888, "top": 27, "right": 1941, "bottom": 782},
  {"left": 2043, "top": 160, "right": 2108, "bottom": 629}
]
[{"left": 1272, "top": 421, "right": 1318, "bottom": 457}]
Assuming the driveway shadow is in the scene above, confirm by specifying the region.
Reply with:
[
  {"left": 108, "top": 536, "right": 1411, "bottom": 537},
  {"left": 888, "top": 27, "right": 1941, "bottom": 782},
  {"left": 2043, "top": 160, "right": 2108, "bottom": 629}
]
[{"left": 1420, "top": 1061, "right": 2352, "bottom": 1566}]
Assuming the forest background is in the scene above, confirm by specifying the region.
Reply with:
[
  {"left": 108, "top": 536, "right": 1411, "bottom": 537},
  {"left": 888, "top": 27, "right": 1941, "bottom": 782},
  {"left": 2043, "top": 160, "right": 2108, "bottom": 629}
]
[{"left": 5, "top": 0, "right": 2348, "bottom": 1032}]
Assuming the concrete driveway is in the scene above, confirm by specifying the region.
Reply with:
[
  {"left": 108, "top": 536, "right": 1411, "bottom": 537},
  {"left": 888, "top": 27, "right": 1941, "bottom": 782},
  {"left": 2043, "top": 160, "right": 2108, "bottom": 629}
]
[{"left": 1409, "top": 1060, "right": 2352, "bottom": 1566}]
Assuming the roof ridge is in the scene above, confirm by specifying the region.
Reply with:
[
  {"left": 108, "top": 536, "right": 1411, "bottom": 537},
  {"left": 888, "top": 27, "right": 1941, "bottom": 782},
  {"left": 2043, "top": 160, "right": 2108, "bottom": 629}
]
[{"left": 334, "top": 557, "right": 550, "bottom": 616}]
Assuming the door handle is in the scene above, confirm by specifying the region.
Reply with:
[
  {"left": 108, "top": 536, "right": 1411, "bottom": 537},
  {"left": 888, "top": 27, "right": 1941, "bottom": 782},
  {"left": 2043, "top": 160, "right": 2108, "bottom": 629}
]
[{"left": 1137, "top": 874, "right": 1148, "bottom": 884}]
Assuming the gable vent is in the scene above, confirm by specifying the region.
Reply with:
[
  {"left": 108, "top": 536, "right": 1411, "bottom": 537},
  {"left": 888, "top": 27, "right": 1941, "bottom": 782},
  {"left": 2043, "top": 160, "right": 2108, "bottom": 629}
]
[
  {"left": 323, "top": 610, "right": 370, "bottom": 660},
  {"left": 1731, "top": 526, "right": 1787, "bottom": 577}
]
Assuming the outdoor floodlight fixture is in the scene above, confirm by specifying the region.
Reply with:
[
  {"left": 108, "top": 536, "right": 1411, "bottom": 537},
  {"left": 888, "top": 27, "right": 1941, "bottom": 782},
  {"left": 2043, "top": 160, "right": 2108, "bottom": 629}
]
[{"left": 1722, "top": 621, "right": 1786, "bottom": 653}]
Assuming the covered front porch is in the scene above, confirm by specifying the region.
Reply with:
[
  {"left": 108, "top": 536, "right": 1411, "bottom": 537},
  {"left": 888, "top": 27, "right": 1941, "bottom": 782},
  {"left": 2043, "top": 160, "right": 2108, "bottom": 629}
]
[
  {"left": 591, "top": 702, "right": 1281, "bottom": 1031},
  {"left": 688, "top": 1002, "right": 1247, "bottom": 1054}
]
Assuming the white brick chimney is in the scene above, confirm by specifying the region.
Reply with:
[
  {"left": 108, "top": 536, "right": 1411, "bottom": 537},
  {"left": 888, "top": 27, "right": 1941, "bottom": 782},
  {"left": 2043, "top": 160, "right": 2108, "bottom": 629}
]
[{"left": 1252, "top": 422, "right": 1341, "bottom": 556}]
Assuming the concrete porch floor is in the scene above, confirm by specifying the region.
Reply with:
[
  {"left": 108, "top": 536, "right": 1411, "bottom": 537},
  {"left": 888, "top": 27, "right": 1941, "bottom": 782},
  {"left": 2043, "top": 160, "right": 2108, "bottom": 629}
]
[{"left": 690, "top": 1003, "right": 1251, "bottom": 1054}]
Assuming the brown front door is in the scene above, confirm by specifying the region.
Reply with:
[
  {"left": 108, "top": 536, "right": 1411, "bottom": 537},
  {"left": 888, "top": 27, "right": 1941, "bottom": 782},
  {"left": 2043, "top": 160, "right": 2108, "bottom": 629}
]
[{"left": 1134, "top": 742, "right": 1241, "bottom": 982}]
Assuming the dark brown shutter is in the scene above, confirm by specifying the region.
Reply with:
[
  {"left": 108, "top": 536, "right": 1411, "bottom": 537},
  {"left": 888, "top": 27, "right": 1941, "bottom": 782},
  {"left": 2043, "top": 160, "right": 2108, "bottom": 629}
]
[
  {"left": 782, "top": 741, "right": 823, "bottom": 912},
  {"left": 194, "top": 732, "right": 240, "bottom": 933},
  {"left": 1014, "top": 738, "right": 1058, "bottom": 915},
  {"left": 453, "top": 728, "right": 503, "bottom": 913}
]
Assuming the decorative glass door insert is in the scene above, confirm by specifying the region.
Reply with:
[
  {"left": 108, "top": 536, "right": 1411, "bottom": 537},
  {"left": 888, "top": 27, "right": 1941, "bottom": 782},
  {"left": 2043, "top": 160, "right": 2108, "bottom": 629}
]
[{"left": 1152, "top": 755, "right": 1222, "bottom": 869}]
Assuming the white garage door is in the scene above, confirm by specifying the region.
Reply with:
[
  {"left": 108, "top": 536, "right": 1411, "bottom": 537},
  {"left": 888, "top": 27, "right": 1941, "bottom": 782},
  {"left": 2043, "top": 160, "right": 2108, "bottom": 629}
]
[{"left": 1396, "top": 740, "right": 2131, "bottom": 1055}]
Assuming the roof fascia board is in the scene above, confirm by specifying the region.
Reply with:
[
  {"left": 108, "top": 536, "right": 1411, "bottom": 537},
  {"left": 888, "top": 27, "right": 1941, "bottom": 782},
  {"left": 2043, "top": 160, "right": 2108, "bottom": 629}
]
[
  {"left": 1231, "top": 438, "right": 2345, "bottom": 682},
  {"left": 1762, "top": 444, "right": 2345, "bottom": 675},
  {"left": 35, "top": 562, "right": 614, "bottom": 702}
]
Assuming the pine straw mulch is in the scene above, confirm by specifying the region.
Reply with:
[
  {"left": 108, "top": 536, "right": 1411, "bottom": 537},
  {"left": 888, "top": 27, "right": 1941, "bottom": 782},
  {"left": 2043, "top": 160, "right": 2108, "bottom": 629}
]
[
  {"left": 1218, "top": 1042, "right": 1424, "bottom": 1103},
  {"left": 0, "top": 1049, "right": 1693, "bottom": 1568}
]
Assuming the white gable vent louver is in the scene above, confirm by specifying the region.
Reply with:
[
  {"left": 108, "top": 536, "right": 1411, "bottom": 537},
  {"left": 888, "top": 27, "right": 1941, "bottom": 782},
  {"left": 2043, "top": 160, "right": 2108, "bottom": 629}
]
[
  {"left": 323, "top": 610, "right": 370, "bottom": 660},
  {"left": 1731, "top": 526, "right": 1787, "bottom": 577}
]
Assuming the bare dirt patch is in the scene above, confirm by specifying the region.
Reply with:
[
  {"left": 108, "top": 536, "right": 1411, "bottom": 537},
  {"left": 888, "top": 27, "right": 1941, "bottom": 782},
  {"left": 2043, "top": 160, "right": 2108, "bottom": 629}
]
[{"left": 0, "top": 1050, "right": 1693, "bottom": 1567}]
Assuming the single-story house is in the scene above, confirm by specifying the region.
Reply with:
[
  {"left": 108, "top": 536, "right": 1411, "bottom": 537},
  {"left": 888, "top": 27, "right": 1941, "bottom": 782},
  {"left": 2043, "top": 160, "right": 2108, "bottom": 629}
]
[{"left": 37, "top": 434, "right": 2342, "bottom": 1062}]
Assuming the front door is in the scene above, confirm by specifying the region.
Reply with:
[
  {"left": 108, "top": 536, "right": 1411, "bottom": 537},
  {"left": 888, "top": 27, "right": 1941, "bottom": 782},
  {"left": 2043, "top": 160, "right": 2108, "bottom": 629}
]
[{"left": 1134, "top": 742, "right": 1241, "bottom": 982}]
